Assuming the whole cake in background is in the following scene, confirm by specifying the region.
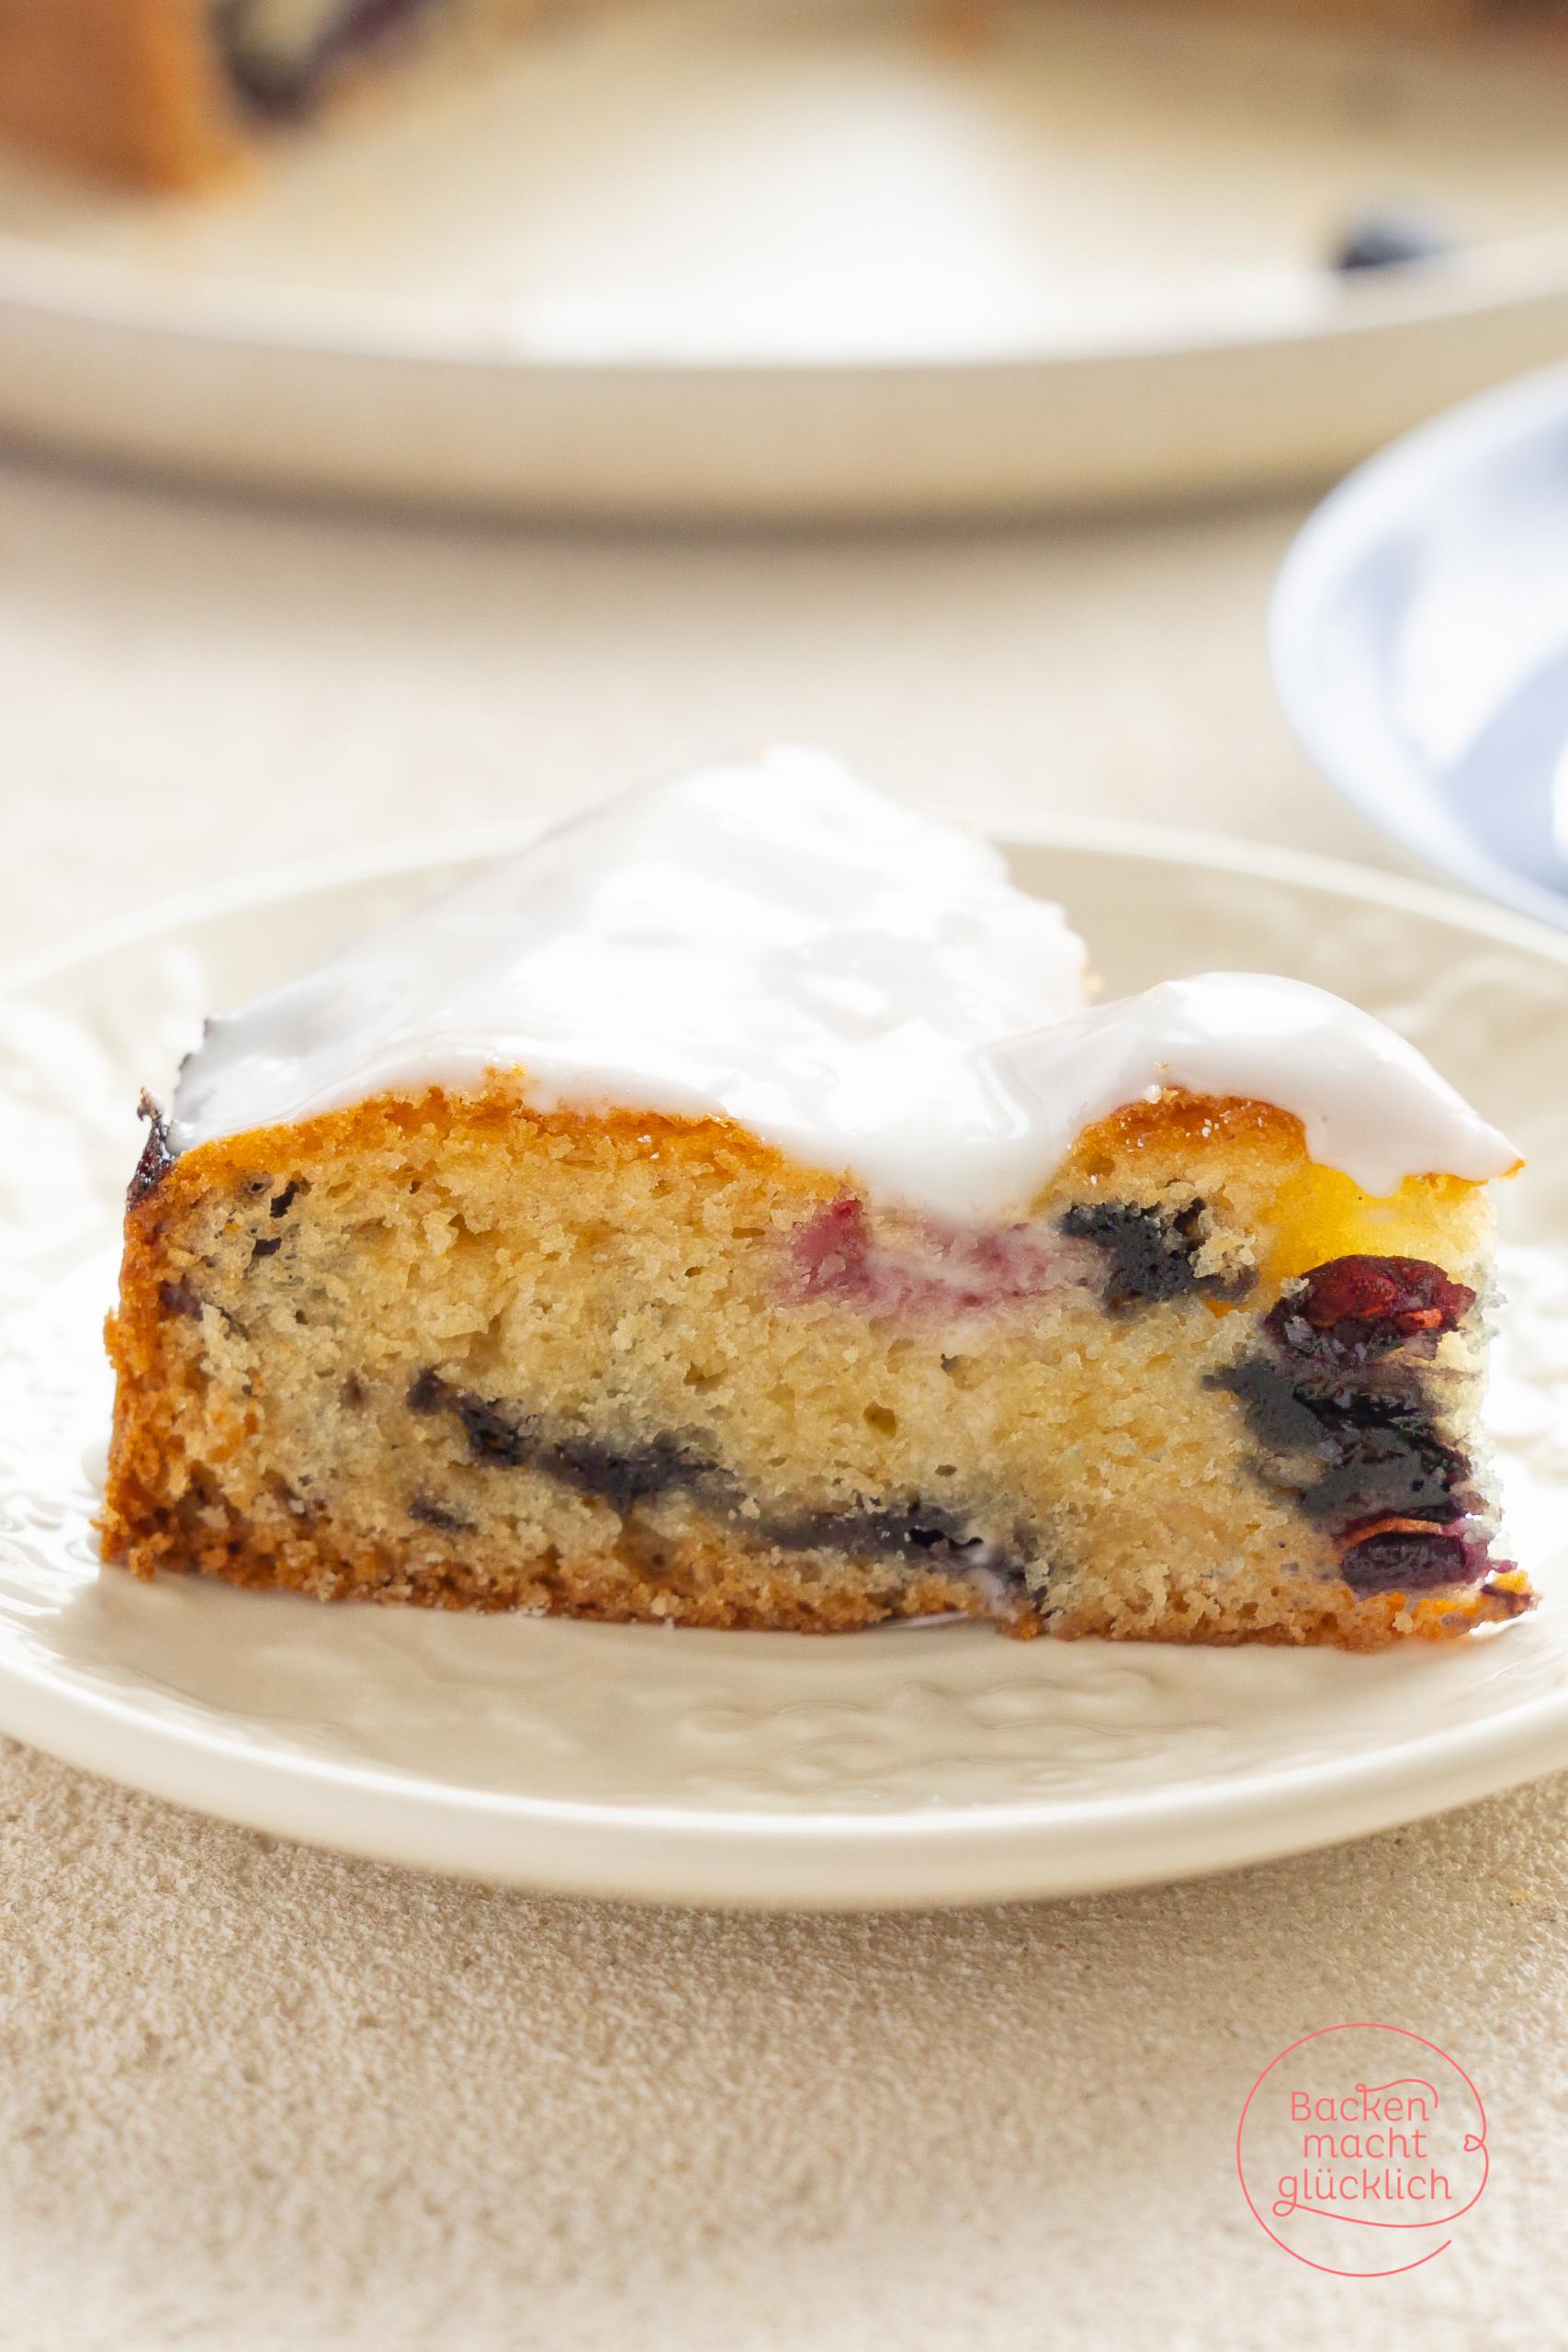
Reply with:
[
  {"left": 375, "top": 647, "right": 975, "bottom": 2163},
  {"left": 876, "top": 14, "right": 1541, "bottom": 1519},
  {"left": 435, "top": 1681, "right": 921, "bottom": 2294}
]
[
  {"left": 102, "top": 749, "right": 1534, "bottom": 1645},
  {"left": 0, "top": 0, "right": 1558, "bottom": 187}
]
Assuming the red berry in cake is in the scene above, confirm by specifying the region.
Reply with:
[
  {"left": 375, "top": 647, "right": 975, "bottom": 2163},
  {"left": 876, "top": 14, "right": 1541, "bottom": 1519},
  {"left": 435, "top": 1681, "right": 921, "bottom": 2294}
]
[
  {"left": 784, "top": 1197, "right": 1093, "bottom": 1317},
  {"left": 1266, "top": 1255, "right": 1474, "bottom": 1362},
  {"left": 789, "top": 1196, "right": 874, "bottom": 1294}
]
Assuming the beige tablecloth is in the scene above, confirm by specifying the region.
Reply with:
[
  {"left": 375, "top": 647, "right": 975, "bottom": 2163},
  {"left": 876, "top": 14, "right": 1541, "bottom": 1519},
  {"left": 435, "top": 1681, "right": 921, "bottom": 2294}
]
[{"left": 3, "top": 454, "right": 1562, "bottom": 2350}]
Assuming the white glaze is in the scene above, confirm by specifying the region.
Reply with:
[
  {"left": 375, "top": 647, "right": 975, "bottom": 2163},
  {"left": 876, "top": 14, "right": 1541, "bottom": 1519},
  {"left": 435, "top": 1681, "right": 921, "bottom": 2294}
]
[
  {"left": 171, "top": 750, "right": 1517, "bottom": 1218},
  {"left": 992, "top": 974, "right": 1516, "bottom": 1202}
]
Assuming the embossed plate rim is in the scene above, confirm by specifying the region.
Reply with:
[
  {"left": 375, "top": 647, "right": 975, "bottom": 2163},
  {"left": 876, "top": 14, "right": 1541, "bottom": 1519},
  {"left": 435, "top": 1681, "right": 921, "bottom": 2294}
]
[{"left": 3, "top": 815, "right": 1568, "bottom": 1910}]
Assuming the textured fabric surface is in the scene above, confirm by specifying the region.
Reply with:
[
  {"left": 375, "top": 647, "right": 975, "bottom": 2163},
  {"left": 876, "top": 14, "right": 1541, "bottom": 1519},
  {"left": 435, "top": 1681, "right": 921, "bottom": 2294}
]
[{"left": 1, "top": 452, "right": 1562, "bottom": 2348}]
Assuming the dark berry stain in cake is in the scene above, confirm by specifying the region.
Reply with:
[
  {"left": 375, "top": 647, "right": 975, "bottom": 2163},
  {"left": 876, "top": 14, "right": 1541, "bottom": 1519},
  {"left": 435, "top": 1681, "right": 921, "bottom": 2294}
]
[
  {"left": 1210, "top": 1351, "right": 1472, "bottom": 1529},
  {"left": 128, "top": 1092, "right": 176, "bottom": 1208},
  {"left": 762, "top": 1499, "right": 1026, "bottom": 1585},
  {"left": 250, "top": 1234, "right": 284, "bottom": 1261},
  {"left": 408, "top": 1373, "right": 704, "bottom": 1511},
  {"left": 404, "top": 1367, "right": 1027, "bottom": 1587},
  {"left": 157, "top": 1277, "right": 203, "bottom": 1319},
  {"left": 1266, "top": 1255, "right": 1473, "bottom": 1363},
  {"left": 269, "top": 1182, "right": 301, "bottom": 1218},
  {"left": 1213, "top": 1251, "right": 1494, "bottom": 1589},
  {"left": 1312, "top": 1401, "right": 1470, "bottom": 1527},
  {"left": 1337, "top": 1524, "right": 1473, "bottom": 1596},
  {"left": 408, "top": 1495, "right": 472, "bottom": 1533},
  {"left": 1061, "top": 1198, "right": 1249, "bottom": 1312}
]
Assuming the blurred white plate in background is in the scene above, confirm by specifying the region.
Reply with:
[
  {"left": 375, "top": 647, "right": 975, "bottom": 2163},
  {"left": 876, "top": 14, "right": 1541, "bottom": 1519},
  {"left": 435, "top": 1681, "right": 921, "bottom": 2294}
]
[
  {"left": 3, "top": 820, "right": 1567, "bottom": 1908},
  {"left": 1274, "top": 360, "right": 1568, "bottom": 934},
  {"left": 6, "top": 0, "right": 1568, "bottom": 515}
]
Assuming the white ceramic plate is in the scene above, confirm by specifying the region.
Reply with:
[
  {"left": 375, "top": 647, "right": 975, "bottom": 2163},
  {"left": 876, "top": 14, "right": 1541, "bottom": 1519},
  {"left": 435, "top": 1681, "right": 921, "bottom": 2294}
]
[
  {"left": 10, "top": 0, "right": 1568, "bottom": 515},
  {"left": 1273, "top": 359, "right": 1568, "bottom": 935},
  {"left": 3, "top": 816, "right": 1567, "bottom": 1909}
]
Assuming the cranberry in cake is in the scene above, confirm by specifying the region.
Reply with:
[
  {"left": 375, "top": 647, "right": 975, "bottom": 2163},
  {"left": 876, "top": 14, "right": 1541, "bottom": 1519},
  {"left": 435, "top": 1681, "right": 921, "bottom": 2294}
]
[{"left": 103, "top": 749, "right": 1533, "bottom": 1645}]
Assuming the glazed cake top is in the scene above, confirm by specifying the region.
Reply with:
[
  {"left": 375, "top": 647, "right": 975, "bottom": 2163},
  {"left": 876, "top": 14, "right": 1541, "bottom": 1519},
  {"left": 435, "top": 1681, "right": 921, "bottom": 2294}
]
[{"left": 171, "top": 749, "right": 1517, "bottom": 1220}]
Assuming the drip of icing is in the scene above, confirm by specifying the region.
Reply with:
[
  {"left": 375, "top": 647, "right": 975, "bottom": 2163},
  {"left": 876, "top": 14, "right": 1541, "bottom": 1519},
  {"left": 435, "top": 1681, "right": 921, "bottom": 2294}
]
[
  {"left": 170, "top": 749, "right": 1517, "bottom": 1221},
  {"left": 990, "top": 975, "right": 1515, "bottom": 1202}
]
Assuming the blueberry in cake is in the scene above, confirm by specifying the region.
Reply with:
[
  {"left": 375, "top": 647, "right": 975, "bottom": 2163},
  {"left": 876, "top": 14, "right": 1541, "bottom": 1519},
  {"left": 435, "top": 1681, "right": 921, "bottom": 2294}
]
[
  {"left": 2, "top": 1, "right": 1562, "bottom": 187},
  {"left": 103, "top": 750, "right": 1533, "bottom": 1645}
]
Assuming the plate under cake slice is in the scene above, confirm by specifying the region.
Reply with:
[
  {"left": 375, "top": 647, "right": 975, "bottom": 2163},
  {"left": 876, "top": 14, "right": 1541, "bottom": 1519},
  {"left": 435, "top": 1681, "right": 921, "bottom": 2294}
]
[{"left": 103, "top": 750, "right": 1534, "bottom": 1646}]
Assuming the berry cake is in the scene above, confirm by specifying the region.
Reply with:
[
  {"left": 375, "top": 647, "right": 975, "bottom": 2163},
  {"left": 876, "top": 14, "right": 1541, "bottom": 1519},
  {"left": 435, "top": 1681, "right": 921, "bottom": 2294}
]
[
  {"left": 1, "top": 0, "right": 1559, "bottom": 187},
  {"left": 102, "top": 751, "right": 1534, "bottom": 1646}
]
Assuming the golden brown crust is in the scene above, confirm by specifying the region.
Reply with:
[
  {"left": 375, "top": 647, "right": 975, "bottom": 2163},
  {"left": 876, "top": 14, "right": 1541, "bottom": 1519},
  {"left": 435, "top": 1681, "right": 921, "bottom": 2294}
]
[
  {"left": 104, "top": 1480, "right": 1528, "bottom": 1650},
  {"left": 106, "top": 1477, "right": 1027, "bottom": 1634}
]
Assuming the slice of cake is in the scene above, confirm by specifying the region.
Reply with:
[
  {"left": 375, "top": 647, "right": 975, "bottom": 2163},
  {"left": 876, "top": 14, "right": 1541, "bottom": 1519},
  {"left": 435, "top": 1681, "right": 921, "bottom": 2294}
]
[{"left": 102, "top": 749, "right": 1533, "bottom": 1645}]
